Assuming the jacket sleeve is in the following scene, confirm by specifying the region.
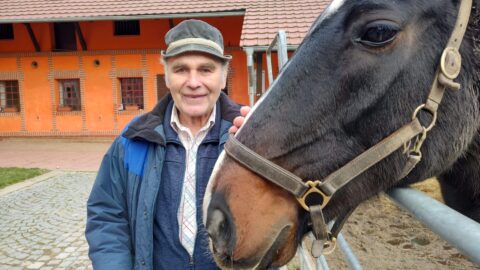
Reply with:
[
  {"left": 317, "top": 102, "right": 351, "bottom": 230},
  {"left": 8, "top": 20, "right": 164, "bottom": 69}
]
[{"left": 86, "top": 137, "right": 133, "bottom": 270}]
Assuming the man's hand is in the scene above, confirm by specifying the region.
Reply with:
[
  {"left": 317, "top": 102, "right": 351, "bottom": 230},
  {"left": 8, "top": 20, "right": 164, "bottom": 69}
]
[{"left": 229, "top": 106, "right": 251, "bottom": 134}]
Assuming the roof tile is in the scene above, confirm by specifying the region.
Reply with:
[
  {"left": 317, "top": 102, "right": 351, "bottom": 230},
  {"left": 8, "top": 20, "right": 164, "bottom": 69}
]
[{"left": 0, "top": 0, "right": 332, "bottom": 46}]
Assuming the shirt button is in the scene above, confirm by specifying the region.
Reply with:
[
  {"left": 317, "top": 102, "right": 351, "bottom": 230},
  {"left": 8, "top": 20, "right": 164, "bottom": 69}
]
[
  {"left": 143, "top": 211, "right": 147, "bottom": 219},
  {"left": 141, "top": 260, "right": 145, "bottom": 265}
]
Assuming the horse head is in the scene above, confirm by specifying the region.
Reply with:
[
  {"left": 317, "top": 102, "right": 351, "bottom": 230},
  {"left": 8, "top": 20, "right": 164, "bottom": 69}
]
[{"left": 204, "top": 0, "right": 480, "bottom": 268}]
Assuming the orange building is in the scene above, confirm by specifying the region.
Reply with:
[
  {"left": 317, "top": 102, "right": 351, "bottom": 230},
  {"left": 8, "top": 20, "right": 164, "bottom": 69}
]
[{"left": 0, "top": 0, "right": 330, "bottom": 137}]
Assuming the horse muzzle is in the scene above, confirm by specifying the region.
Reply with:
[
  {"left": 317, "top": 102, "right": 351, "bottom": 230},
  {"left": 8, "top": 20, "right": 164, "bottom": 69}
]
[{"left": 206, "top": 192, "right": 295, "bottom": 269}]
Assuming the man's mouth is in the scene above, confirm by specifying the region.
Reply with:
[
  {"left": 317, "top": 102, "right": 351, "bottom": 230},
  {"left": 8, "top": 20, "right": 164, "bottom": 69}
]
[{"left": 184, "top": 94, "right": 207, "bottom": 99}]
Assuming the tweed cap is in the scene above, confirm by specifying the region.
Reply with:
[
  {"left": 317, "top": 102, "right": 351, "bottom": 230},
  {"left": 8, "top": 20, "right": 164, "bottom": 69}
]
[{"left": 161, "top": 19, "right": 232, "bottom": 61}]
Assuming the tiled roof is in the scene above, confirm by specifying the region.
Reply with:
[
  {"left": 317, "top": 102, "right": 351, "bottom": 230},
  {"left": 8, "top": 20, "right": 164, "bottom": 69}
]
[
  {"left": 0, "top": 0, "right": 331, "bottom": 46},
  {"left": 241, "top": 0, "right": 330, "bottom": 46}
]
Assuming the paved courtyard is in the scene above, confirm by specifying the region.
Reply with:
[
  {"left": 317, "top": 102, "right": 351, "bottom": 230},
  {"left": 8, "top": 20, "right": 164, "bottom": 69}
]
[{"left": 0, "top": 171, "right": 95, "bottom": 270}]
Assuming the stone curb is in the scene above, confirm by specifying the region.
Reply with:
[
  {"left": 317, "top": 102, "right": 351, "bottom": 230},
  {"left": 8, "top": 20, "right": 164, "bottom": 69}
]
[{"left": 0, "top": 170, "right": 65, "bottom": 196}]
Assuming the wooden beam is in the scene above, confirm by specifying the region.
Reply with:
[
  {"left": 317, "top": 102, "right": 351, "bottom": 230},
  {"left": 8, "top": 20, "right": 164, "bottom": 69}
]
[
  {"left": 74, "top": 22, "right": 87, "bottom": 51},
  {"left": 23, "top": 23, "right": 40, "bottom": 52}
]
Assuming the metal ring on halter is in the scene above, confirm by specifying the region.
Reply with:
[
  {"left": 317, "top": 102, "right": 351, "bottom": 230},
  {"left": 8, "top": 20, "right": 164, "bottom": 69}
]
[
  {"left": 297, "top": 180, "right": 331, "bottom": 211},
  {"left": 412, "top": 104, "right": 438, "bottom": 132},
  {"left": 322, "top": 236, "right": 337, "bottom": 255}
]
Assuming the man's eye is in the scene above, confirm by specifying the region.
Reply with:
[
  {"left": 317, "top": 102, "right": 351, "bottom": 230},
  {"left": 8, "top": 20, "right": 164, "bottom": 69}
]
[
  {"left": 200, "top": 68, "right": 213, "bottom": 73},
  {"left": 355, "top": 21, "right": 400, "bottom": 47}
]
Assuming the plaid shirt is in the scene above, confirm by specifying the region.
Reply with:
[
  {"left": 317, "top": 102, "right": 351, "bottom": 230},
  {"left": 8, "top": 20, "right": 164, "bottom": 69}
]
[{"left": 170, "top": 104, "right": 216, "bottom": 255}]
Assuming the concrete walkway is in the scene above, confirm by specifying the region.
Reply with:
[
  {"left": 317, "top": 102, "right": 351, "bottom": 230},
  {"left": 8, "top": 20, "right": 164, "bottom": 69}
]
[
  {"left": 0, "top": 138, "right": 114, "bottom": 269},
  {"left": 0, "top": 137, "right": 113, "bottom": 171}
]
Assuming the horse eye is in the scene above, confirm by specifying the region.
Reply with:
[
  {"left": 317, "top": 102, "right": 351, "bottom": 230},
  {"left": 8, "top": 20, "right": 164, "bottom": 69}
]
[{"left": 356, "top": 21, "right": 400, "bottom": 47}]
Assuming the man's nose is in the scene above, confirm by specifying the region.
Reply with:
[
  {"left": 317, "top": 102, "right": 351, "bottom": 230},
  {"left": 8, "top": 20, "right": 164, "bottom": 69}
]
[{"left": 186, "top": 72, "right": 201, "bottom": 89}]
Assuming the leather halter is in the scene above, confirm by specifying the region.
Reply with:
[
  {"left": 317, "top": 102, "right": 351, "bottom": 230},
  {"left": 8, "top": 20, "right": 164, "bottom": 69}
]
[{"left": 224, "top": 0, "right": 473, "bottom": 258}]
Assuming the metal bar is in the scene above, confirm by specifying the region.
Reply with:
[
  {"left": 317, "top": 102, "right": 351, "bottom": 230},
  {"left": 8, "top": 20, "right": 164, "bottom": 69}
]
[
  {"left": 317, "top": 256, "right": 330, "bottom": 270},
  {"left": 245, "top": 47, "right": 255, "bottom": 107},
  {"left": 0, "top": 10, "right": 246, "bottom": 24},
  {"left": 387, "top": 187, "right": 480, "bottom": 265},
  {"left": 23, "top": 23, "right": 40, "bottom": 52},
  {"left": 266, "top": 35, "right": 276, "bottom": 85},
  {"left": 242, "top": 45, "right": 299, "bottom": 52},
  {"left": 337, "top": 233, "right": 363, "bottom": 270},
  {"left": 266, "top": 30, "right": 289, "bottom": 85},
  {"left": 276, "top": 30, "right": 288, "bottom": 70}
]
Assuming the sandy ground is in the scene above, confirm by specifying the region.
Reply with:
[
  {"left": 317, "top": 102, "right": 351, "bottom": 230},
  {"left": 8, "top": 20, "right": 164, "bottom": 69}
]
[{"left": 288, "top": 178, "right": 479, "bottom": 269}]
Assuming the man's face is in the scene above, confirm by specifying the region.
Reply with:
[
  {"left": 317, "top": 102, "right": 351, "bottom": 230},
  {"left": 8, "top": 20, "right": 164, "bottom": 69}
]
[{"left": 165, "top": 52, "right": 227, "bottom": 123}]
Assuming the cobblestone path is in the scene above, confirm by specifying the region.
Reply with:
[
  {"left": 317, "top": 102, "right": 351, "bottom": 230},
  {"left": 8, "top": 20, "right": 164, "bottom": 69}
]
[{"left": 0, "top": 171, "right": 95, "bottom": 270}]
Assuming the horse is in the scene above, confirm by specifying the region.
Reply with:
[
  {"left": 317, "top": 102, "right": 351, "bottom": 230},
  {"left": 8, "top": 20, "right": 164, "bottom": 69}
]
[{"left": 203, "top": 0, "right": 480, "bottom": 268}]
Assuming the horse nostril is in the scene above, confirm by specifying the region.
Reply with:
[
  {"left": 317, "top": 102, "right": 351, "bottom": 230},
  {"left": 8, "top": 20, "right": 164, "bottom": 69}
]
[
  {"left": 207, "top": 206, "right": 235, "bottom": 255},
  {"left": 207, "top": 209, "right": 227, "bottom": 241}
]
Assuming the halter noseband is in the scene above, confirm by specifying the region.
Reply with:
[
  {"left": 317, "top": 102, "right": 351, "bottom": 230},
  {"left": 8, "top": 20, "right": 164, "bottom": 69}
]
[{"left": 224, "top": 0, "right": 472, "bottom": 258}]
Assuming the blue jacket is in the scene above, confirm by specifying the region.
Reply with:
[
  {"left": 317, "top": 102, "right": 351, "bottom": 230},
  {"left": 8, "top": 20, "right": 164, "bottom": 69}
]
[{"left": 86, "top": 93, "right": 240, "bottom": 269}]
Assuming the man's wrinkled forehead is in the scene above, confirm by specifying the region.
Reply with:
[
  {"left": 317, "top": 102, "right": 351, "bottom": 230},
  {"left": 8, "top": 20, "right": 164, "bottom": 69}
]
[{"left": 165, "top": 51, "right": 227, "bottom": 67}]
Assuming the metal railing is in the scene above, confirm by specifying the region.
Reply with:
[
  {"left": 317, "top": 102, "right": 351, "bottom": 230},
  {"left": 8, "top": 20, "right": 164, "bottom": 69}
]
[{"left": 266, "top": 30, "right": 289, "bottom": 86}]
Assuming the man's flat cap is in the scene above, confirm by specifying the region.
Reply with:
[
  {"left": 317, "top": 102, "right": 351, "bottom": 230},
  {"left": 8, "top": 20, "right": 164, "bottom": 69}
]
[{"left": 162, "top": 19, "right": 232, "bottom": 61}]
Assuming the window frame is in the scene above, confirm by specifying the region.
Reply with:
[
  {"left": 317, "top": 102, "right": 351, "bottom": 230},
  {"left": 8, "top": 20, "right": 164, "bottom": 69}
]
[
  {"left": 0, "top": 23, "right": 14, "bottom": 40},
  {"left": 0, "top": 80, "right": 20, "bottom": 113},
  {"left": 53, "top": 22, "right": 77, "bottom": 51},
  {"left": 119, "top": 77, "right": 144, "bottom": 110},
  {"left": 114, "top": 20, "right": 140, "bottom": 36},
  {"left": 57, "top": 79, "right": 82, "bottom": 112}
]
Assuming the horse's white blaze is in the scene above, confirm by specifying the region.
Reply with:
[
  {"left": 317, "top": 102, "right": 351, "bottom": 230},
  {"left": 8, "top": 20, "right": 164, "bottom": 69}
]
[
  {"left": 325, "top": 0, "right": 347, "bottom": 16},
  {"left": 203, "top": 151, "right": 226, "bottom": 223},
  {"left": 307, "top": 0, "right": 346, "bottom": 36}
]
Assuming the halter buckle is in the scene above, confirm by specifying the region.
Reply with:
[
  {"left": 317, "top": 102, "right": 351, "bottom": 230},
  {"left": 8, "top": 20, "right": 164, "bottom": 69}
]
[
  {"left": 311, "top": 234, "right": 337, "bottom": 257},
  {"left": 297, "top": 180, "right": 331, "bottom": 211}
]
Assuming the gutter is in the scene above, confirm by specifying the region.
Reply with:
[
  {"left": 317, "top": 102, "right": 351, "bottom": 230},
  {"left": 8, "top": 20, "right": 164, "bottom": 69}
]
[{"left": 0, "top": 10, "right": 245, "bottom": 24}]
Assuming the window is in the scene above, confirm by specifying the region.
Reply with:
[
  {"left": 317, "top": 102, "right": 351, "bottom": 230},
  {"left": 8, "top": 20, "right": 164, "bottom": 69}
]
[
  {"left": 58, "top": 79, "right": 81, "bottom": 111},
  {"left": 0, "top": 81, "right": 20, "bottom": 112},
  {"left": 54, "top": 22, "right": 77, "bottom": 51},
  {"left": 156, "top": 75, "right": 169, "bottom": 100},
  {"left": 0, "top": 24, "right": 14, "bottom": 40},
  {"left": 114, "top": 20, "right": 140, "bottom": 36},
  {"left": 120, "top": 78, "right": 143, "bottom": 110}
]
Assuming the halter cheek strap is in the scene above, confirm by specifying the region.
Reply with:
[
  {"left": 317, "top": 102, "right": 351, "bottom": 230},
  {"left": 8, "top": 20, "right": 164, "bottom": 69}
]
[{"left": 223, "top": 0, "right": 472, "bottom": 258}]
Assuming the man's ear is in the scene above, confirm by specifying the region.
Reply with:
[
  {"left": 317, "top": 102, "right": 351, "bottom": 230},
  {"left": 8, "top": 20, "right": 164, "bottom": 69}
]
[
  {"left": 221, "top": 64, "right": 229, "bottom": 89},
  {"left": 164, "top": 73, "right": 171, "bottom": 89}
]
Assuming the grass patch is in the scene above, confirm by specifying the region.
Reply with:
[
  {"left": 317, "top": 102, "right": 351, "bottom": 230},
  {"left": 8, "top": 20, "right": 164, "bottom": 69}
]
[{"left": 0, "top": 167, "right": 49, "bottom": 189}]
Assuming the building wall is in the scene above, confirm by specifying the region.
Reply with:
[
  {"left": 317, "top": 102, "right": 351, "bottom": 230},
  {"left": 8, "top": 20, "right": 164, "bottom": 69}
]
[{"left": 0, "top": 16, "right": 249, "bottom": 136}]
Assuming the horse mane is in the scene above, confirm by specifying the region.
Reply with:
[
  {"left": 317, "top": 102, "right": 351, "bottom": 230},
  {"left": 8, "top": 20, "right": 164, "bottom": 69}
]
[
  {"left": 469, "top": 0, "right": 480, "bottom": 98},
  {"left": 472, "top": 0, "right": 480, "bottom": 60}
]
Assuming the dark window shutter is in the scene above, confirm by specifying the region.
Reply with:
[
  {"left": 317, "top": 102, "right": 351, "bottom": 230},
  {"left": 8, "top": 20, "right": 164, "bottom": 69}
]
[
  {"left": 54, "top": 23, "right": 77, "bottom": 51},
  {"left": 114, "top": 21, "right": 140, "bottom": 36},
  {"left": 0, "top": 24, "right": 14, "bottom": 40}
]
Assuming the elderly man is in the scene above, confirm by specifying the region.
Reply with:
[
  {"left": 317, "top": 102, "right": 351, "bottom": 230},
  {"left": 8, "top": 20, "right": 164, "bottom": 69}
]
[{"left": 86, "top": 19, "right": 248, "bottom": 269}]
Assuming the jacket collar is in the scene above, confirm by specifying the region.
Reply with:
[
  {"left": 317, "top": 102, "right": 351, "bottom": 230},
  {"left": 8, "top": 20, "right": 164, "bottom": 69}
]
[{"left": 123, "top": 92, "right": 240, "bottom": 145}]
